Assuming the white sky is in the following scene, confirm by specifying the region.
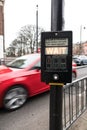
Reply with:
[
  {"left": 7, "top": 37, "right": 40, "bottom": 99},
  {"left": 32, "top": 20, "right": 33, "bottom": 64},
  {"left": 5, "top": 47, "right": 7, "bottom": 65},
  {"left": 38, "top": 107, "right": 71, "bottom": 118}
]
[{"left": 4, "top": 0, "right": 87, "bottom": 48}]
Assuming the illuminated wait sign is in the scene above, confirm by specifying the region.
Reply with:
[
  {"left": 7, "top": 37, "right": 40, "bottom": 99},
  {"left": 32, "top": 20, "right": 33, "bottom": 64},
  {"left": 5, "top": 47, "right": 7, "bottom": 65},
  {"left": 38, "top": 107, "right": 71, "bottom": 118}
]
[{"left": 45, "top": 47, "right": 68, "bottom": 55}]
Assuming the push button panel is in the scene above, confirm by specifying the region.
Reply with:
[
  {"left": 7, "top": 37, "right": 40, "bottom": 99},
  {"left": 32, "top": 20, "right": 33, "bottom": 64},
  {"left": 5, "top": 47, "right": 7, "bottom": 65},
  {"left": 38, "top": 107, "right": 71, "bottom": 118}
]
[{"left": 46, "top": 55, "right": 67, "bottom": 71}]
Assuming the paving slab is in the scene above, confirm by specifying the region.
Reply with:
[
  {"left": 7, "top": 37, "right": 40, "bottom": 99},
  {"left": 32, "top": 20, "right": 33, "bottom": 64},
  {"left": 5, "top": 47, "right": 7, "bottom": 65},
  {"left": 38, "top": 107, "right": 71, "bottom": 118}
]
[{"left": 69, "top": 110, "right": 87, "bottom": 130}]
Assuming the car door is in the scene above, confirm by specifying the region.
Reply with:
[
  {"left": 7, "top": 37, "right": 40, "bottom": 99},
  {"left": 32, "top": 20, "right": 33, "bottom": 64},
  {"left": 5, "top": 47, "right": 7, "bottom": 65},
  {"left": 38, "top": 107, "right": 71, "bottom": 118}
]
[{"left": 26, "top": 60, "right": 49, "bottom": 96}]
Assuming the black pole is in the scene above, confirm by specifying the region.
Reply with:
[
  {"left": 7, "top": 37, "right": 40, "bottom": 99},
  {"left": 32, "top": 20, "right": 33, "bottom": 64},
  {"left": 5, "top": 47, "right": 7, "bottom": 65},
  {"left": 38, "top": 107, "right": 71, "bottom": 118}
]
[
  {"left": 51, "top": 0, "right": 63, "bottom": 31},
  {"left": 50, "top": 84, "right": 63, "bottom": 130},
  {"left": 50, "top": 0, "right": 64, "bottom": 130}
]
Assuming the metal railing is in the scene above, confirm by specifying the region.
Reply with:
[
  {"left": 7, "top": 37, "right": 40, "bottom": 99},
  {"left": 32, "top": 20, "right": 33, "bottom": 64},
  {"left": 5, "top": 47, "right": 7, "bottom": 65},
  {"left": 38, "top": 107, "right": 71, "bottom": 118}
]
[{"left": 63, "top": 76, "right": 87, "bottom": 130}]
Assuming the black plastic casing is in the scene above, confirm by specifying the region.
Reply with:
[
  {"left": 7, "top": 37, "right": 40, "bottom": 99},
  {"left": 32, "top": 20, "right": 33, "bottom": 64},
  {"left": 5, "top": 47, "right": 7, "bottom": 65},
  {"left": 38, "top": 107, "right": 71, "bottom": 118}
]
[{"left": 41, "top": 31, "right": 72, "bottom": 84}]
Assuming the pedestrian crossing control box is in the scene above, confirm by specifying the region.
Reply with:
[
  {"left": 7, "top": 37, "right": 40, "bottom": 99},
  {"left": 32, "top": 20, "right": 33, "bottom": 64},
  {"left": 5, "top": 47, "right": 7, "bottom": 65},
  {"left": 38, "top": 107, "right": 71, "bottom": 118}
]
[{"left": 41, "top": 31, "right": 72, "bottom": 84}]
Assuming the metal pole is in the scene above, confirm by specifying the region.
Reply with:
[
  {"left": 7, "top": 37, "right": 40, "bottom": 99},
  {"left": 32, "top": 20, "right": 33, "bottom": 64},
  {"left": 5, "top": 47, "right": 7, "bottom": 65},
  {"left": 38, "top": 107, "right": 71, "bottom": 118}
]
[
  {"left": 50, "top": 0, "right": 64, "bottom": 130},
  {"left": 51, "top": 0, "right": 63, "bottom": 31},
  {"left": 80, "top": 25, "right": 82, "bottom": 54},
  {"left": 50, "top": 83, "right": 63, "bottom": 130},
  {"left": 80, "top": 25, "right": 86, "bottom": 54},
  {"left": 36, "top": 4, "right": 38, "bottom": 53}
]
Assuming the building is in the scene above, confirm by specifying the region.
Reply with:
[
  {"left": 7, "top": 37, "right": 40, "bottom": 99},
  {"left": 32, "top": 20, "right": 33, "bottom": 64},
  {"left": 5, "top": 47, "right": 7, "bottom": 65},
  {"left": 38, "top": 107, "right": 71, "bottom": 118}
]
[
  {"left": 82, "top": 42, "right": 87, "bottom": 55},
  {"left": 73, "top": 42, "right": 87, "bottom": 55},
  {"left": 73, "top": 43, "right": 80, "bottom": 55}
]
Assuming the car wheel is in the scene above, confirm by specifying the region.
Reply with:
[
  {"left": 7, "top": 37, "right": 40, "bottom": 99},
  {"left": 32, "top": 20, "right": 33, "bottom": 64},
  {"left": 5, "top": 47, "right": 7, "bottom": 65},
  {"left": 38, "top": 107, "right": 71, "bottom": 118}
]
[
  {"left": 3, "top": 85, "right": 28, "bottom": 111},
  {"left": 72, "top": 72, "right": 76, "bottom": 81}
]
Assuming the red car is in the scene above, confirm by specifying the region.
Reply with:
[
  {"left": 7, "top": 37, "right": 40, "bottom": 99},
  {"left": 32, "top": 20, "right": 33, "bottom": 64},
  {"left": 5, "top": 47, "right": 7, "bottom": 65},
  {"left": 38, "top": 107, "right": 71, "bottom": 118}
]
[
  {"left": 0, "top": 53, "right": 77, "bottom": 111},
  {"left": 72, "top": 61, "right": 77, "bottom": 80}
]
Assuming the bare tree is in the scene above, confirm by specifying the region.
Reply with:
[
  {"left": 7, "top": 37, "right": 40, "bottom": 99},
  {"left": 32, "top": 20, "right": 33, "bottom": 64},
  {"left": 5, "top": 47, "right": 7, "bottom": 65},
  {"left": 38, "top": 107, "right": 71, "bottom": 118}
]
[
  {"left": 18, "top": 25, "right": 44, "bottom": 53},
  {"left": 6, "top": 25, "right": 44, "bottom": 56}
]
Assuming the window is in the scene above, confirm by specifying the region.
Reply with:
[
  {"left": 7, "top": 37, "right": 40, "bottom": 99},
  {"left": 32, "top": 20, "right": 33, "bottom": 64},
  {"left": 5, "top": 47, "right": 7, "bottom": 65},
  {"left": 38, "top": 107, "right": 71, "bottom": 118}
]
[{"left": 30, "top": 61, "right": 41, "bottom": 70}]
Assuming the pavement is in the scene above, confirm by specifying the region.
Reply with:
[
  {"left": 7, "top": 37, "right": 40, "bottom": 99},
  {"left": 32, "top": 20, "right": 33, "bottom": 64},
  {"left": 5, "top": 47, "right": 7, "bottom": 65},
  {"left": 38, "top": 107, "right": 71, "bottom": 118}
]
[{"left": 69, "top": 110, "right": 87, "bottom": 130}]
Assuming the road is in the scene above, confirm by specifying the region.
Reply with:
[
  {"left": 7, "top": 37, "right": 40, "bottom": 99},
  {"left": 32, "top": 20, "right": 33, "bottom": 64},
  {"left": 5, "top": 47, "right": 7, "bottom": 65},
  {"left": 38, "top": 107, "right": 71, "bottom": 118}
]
[
  {"left": 0, "top": 67, "right": 87, "bottom": 130},
  {"left": 77, "top": 66, "right": 87, "bottom": 79},
  {"left": 0, "top": 92, "right": 49, "bottom": 130}
]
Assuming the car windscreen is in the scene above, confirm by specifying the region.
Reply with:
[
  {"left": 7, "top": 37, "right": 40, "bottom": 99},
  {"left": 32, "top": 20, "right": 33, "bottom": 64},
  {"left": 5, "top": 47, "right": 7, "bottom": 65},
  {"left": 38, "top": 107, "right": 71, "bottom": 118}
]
[{"left": 6, "top": 54, "right": 40, "bottom": 69}]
